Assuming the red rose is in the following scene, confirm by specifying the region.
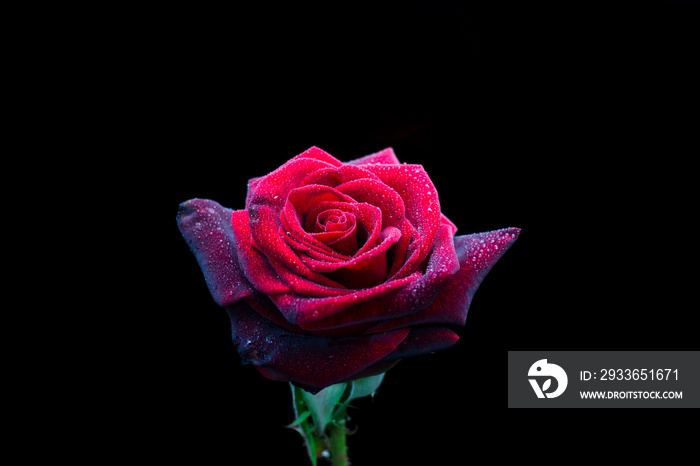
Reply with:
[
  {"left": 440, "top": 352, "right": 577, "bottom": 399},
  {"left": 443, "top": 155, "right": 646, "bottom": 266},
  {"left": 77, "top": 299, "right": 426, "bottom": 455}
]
[{"left": 178, "top": 147, "right": 518, "bottom": 393}]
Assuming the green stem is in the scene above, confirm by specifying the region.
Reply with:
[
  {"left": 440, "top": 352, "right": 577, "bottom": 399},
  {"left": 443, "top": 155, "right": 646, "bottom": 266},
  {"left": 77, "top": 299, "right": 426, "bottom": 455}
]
[{"left": 328, "top": 410, "right": 349, "bottom": 466}]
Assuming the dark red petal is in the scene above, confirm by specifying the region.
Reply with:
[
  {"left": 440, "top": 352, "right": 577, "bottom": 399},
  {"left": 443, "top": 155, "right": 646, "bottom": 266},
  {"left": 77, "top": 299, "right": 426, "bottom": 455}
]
[
  {"left": 336, "top": 327, "right": 459, "bottom": 385},
  {"left": 335, "top": 178, "right": 406, "bottom": 228},
  {"left": 250, "top": 203, "right": 352, "bottom": 293},
  {"left": 435, "top": 227, "right": 520, "bottom": 325},
  {"left": 368, "top": 227, "right": 521, "bottom": 333},
  {"left": 278, "top": 185, "right": 358, "bottom": 259},
  {"left": 299, "top": 164, "right": 380, "bottom": 188},
  {"left": 230, "top": 209, "right": 293, "bottom": 295},
  {"left": 265, "top": 253, "right": 350, "bottom": 296},
  {"left": 303, "top": 201, "right": 384, "bottom": 258},
  {"left": 311, "top": 212, "right": 359, "bottom": 256},
  {"left": 242, "top": 291, "right": 304, "bottom": 333},
  {"left": 440, "top": 213, "right": 458, "bottom": 236},
  {"left": 280, "top": 222, "right": 349, "bottom": 262},
  {"left": 177, "top": 199, "right": 254, "bottom": 306},
  {"left": 284, "top": 184, "right": 356, "bottom": 233},
  {"left": 272, "top": 272, "right": 420, "bottom": 324},
  {"left": 225, "top": 300, "right": 410, "bottom": 392},
  {"left": 386, "top": 218, "right": 422, "bottom": 280},
  {"left": 245, "top": 176, "right": 263, "bottom": 207},
  {"left": 363, "top": 164, "right": 441, "bottom": 265},
  {"left": 246, "top": 149, "right": 341, "bottom": 209},
  {"left": 296, "top": 146, "right": 344, "bottom": 164},
  {"left": 300, "top": 225, "right": 400, "bottom": 274},
  {"left": 375, "top": 326, "right": 459, "bottom": 363},
  {"left": 345, "top": 147, "right": 401, "bottom": 166},
  {"left": 301, "top": 222, "right": 459, "bottom": 335}
]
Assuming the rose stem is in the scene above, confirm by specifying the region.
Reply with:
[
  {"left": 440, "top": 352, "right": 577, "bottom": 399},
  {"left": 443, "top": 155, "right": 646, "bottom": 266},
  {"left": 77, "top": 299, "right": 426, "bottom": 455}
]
[{"left": 329, "top": 409, "right": 349, "bottom": 466}]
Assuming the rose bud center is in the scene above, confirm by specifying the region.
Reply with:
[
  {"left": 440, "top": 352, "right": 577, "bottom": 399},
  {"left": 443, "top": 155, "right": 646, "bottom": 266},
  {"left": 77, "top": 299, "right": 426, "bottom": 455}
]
[
  {"left": 310, "top": 209, "right": 359, "bottom": 256},
  {"left": 315, "top": 209, "right": 349, "bottom": 233}
]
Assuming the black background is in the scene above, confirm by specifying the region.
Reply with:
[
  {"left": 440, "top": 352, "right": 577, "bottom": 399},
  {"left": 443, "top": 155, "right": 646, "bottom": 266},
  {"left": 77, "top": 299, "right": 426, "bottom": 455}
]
[{"left": 129, "top": 1, "right": 698, "bottom": 463}]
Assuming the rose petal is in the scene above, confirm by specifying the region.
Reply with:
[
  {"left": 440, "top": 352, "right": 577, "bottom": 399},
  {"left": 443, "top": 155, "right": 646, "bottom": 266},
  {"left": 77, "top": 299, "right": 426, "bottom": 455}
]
[
  {"left": 283, "top": 184, "right": 357, "bottom": 235},
  {"left": 177, "top": 199, "right": 254, "bottom": 306},
  {"left": 299, "top": 164, "right": 380, "bottom": 189},
  {"left": 296, "top": 146, "right": 344, "bottom": 164},
  {"left": 386, "top": 218, "right": 422, "bottom": 280},
  {"left": 245, "top": 176, "right": 263, "bottom": 207},
  {"left": 249, "top": 203, "right": 347, "bottom": 290},
  {"left": 225, "top": 300, "right": 410, "bottom": 392},
  {"left": 311, "top": 211, "right": 359, "bottom": 256},
  {"left": 300, "top": 225, "right": 400, "bottom": 275},
  {"left": 440, "top": 213, "right": 458, "bottom": 236},
  {"left": 334, "top": 178, "right": 406, "bottom": 228},
  {"left": 277, "top": 186, "right": 359, "bottom": 260},
  {"left": 265, "top": 253, "right": 351, "bottom": 297},
  {"left": 242, "top": 291, "right": 304, "bottom": 333},
  {"left": 280, "top": 222, "right": 349, "bottom": 262},
  {"left": 346, "top": 147, "right": 401, "bottom": 166},
  {"left": 246, "top": 145, "right": 343, "bottom": 208},
  {"left": 246, "top": 148, "right": 341, "bottom": 209},
  {"left": 301, "top": 222, "right": 460, "bottom": 335},
  {"left": 303, "top": 201, "right": 384, "bottom": 258},
  {"left": 272, "top": 272, "right": 421, "bottom": 325},
  {"left": 366, "top": 227, "right": 521, "bottom": 333},
  {"left": 334, "top": 327, "right": 460, "bottom": 384},
  {"left": 230, "top": 209, "right": 293, "bottom": 295},
  {"left": 378, "top": 326, "right": 459, "bottom": 362},
  {"left": 363, "top": 164, "right": 441, "bottom": 266}
]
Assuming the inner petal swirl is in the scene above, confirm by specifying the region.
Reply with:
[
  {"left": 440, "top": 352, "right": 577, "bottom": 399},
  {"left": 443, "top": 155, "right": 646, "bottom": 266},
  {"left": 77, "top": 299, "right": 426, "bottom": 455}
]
[{"left": 311, "top": 209, "right": 358, "bottom": 256}]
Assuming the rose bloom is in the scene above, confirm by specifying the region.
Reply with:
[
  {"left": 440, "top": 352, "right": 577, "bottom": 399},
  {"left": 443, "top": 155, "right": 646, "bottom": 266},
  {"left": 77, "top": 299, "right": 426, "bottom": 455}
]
[{"left": 178, "top": 147, "right": 518, "bottom": 393}]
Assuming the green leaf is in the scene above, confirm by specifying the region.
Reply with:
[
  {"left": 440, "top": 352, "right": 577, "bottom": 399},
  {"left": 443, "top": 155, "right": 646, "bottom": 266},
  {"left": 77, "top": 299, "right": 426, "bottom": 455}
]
[
  {"left": 306, "top": 433, "right": 318, "bottom": 466},
  {"left": 348, "top": 373, "right": 385, "bottom": 401},
  {"left": 286, "top": 410, "right": 312, "bottom": 429},
  {"left": 301, "top": 382, "right": 346, "bottom": 435},
  {"left": 290, "top": 383, "right": 319, "bottom": 464}
]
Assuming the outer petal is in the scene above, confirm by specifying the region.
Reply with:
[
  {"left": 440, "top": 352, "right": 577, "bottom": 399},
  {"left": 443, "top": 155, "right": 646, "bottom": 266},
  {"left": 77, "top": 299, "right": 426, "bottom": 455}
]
[
  {"left": 177, "top": 199, "right": 254, "bottom": 306},
  {"left": 336, "top": 326, "right": 460, "bottom": 384},
  {"left": 245, "top": 145, "right": 343, "bottom": 207},
  {"left": 246, "top": 148, "right": 341, "bottom": 209},
  {"left": 366, "top": 227, "right": 521, "bottom": 333},
  {"left": 376, "top": 326, "right": 459, "bottom": 364},
  {"left": 225, "top": 300, "right": 410, "bottom": 393},
  {"left": 299, "top": 164, "right": 380, "bottom": 189},
  {"left": 245, "top": 176, "right": 263, "bottom": 207},
  {"left": 230, "top": 208, "right": 293, "bottom": 295},
  {"left": 346, "top": 147, "right": 401, "bottom": 166}
]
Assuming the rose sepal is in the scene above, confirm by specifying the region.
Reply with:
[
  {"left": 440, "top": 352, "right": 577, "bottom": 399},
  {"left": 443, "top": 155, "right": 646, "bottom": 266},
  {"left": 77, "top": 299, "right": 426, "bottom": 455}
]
[{"left": 288, "top": 373, "right": 385, "bottom": 465}]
